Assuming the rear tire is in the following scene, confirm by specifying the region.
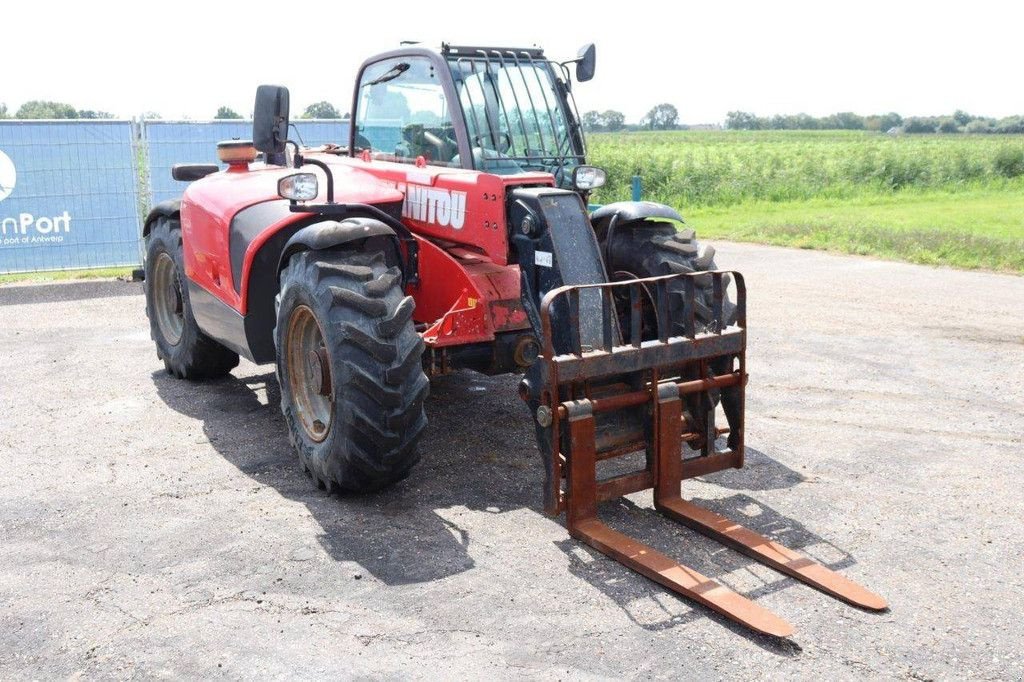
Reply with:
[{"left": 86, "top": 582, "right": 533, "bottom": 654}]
[
  {"left": 275, "top": 247, "right": 428, "bottom": 493},
  {"left": 144, "top": 216, "right": 239, "bottom": 379}
]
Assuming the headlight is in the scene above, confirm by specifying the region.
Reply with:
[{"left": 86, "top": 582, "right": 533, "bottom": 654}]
[
  {"left": 573, "top": 165, "right": 606, "bottom": 191},
  {"left": 278, "top": 173, "right": 318, "bottom": 201}
]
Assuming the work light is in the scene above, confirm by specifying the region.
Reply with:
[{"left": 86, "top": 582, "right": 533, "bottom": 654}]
[
  {"left": 278, "top": 173, "right": 318, "bottom": 202},
  {"left": 573, "top": 165, "right": 606, "bottom": 191}
]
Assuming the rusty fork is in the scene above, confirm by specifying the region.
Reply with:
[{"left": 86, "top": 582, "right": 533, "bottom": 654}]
[{"left": 533, "top": 271, "right": 887, "bottom": 638}]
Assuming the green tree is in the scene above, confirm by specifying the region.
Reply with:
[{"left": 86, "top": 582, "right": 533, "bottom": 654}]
[
  {"left": 642, "top": 103, "right": 679, "bottom": 130},
  {"left": 140, "top": 111, "right": 163, "bottom": 120},
  {"left": 0, "top": 103, "right": 8, "bottom": 119},
  {"left": 952, "top": 110, "right": 973, "bottom": 127},
  {"left": 877, "top": 112, "right": 903, "bottom": 132},
  {"left": 302, "top": 101, "right": 342, "bottom": 119},
  {"left": 581, "top": 110, "right": 602, "bottom": 132},
  {"left": 725, "top": 111, "right": 764, "bottom": 130},
  {"left": 601, "top": 110, "right": 625, "bottom": 132},
  {"left": 902, "top": 117, "right": 938, "bottom": 134},
  {"left": 16, "top": 100, "right": 78, "bottom": 119},
  {"left": 936, "top": 117, "right": 961, "bottom": 134},
  {"left": 214, "top": 106, "right": 243, "bottom": 120},
  {"left": 77, "top": 109, "right": 114, "bottom": 119},
  {"left": 794, "top": 113, "right": 819, "bottom": 130},
  {"left": 964, "top": 118, "right": 994, "bottom": 134},
  {"left": 833, "top": 112, "right": 865, "bottom": 130},
  {"left": 994, "top": 116, "right": 1024, "bottom": 134}
]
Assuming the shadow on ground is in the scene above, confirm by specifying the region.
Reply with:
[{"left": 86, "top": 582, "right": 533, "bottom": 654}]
[
  {"left": 153, "top": 369, "right": 538, "bottom": 586},
  {"left": 557, "top": 491, "right": 857, "bottom": 653},
  {"left": 153, "top": 366, "right": 861, "bottom": 652}
]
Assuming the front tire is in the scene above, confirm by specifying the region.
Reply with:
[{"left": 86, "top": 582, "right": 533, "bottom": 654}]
[
  {"left": 605, "top": 221, "right": 734, "bottom": 336},
  {"left": 275, "top": 247, "right": 428, "bottom": 493},
  {"left": 144, "top": 216, "right": 239, "bottom": 379},
  {"left": 604, "top": 221, "right": 735, "bottom": 449}
]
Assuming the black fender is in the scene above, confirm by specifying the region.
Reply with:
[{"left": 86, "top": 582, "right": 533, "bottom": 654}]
[
  {"left": 277, "top": 218, "right": 402, "bottom": 275},
  {"left": 237, "top": 215, "right": 405, "bottom": 365},
  {"left": 142, "top": 199, "right": 182, "bottom": 239},
  {"left": 589, "top": 200, "right": 684, "bottom": 241},
  {"left": 589, "top": 200, "right": 686, "bottom": 268}
]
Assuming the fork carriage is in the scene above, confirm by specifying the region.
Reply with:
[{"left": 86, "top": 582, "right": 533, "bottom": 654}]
[{"left": 530, "top": 271, "right": 886, "bottom": 637}]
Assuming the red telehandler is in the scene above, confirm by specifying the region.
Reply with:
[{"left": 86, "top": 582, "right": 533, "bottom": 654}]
[{"left": 142, "top": 43, "right": 885, "bottom": 636}]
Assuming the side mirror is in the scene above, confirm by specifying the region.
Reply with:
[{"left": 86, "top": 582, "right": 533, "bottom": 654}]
[
  {"left": 253, "top": 85, "right": 290, "bottom": 154},
  {"left": 576, "top": 44, "right": 596, "bottom": 82}
]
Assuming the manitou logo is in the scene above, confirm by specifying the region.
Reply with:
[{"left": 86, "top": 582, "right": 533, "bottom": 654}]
[
  {"left": 400, "top": 183, "right": 467, "bottom": 230},
  {"left": 0, "top": 150, "right": 15, "bottom": 202}
]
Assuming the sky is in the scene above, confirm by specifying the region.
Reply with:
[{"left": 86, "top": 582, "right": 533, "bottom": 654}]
[{"left": 4, "top": 0, "right": 1023, "bottom": 124}]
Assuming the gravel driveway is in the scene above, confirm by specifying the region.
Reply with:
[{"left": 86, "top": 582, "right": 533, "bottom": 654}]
[{"left": 1, "top": 243, "right": 1021, "bottom": 679}]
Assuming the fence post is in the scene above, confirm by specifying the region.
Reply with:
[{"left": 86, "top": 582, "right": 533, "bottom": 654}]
[
  {"left": 132, "top": 119, "right": 148, "bottom": 265},
  {"left": 631, "top": 175, "right": 642, "bottom": 201}
]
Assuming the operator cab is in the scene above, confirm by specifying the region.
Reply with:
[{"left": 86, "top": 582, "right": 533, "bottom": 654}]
[{"left": 350, "top": 43, "right": 601, "bottom": 192}]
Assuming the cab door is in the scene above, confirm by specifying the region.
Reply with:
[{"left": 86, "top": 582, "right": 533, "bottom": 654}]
[{"left": 351, "top": 55, "right": 468, "bottom": 168}]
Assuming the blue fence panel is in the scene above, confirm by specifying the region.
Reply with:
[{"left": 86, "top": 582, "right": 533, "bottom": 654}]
[
  {"left": 145, "top": 120, "right": 351, "bottom": 206},
  {"left": 0, "top": 121, "right": 142, "bottom": 274}
]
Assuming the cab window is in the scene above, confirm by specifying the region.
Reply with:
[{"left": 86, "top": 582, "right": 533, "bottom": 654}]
[{"left": 354, "top": 57, "right": 458, "bottom": 166}]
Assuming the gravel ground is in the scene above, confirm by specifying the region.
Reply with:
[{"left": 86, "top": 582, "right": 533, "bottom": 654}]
[{"left": 1, "top": 243, "right": 1022, "bottom": 680}]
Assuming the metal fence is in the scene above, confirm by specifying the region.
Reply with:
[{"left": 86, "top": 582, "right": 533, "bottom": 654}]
[
  {"left": 143, "top": 120, "right": 350, "bottom": 206},
  {"left": 0, "top": 119, "right": 637, "bottom": 275},
  {"left": 0, "top": 120, "right": 142, "bottom": 274},
  {"left": 0, "top": 119, "right": 353, "bottom": 275}
]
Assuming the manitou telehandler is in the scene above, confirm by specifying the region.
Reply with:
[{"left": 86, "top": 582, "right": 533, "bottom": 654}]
[{"left": 142, "top": 43, "right": 885, "bottom": 636}]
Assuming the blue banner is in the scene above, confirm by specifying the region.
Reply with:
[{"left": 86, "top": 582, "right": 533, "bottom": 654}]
[
  {"left": 145, "top": 120, "right": 351, "bottom": 206},
  {"left": 0, "top": 121, "right": 142, "bottom": 274}
]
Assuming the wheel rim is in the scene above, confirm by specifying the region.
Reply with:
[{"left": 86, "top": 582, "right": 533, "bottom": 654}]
[
  {"left": 285, "top": 305, "right": 333, "bottom": 443},
  {"left": 152, "top": 251, "right": 184, "bottom": 345},
  {"left": 611, "top": 270, "right": 658, "bottom": 341}
]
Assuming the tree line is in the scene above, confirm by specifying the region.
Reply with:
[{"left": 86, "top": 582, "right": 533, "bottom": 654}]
[
  {"left": 210, "top": 101, "right": 350, "bottom": 120},
  {"left": 6, "top": 99, "right": 1022, "bottom": 134},
  {"left": 583, "top": 106, "right": 1024, "bottom": 135},
  {"left": 0, "top": 100, "right": 349, "bottom": 121},
  {"left": 0, "top": 101, "right": 116, "bottom": 120},
  {"left": 726, "top": 110, "right": 1024, "bottom": 134},
  {"left": 582, "top": 104, "right": 680, "bottom": 132}
]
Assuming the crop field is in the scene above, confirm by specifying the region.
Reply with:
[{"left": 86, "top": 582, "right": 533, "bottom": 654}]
[{"left": 589, "top": 131, "right": 1024, "bottom": 272}]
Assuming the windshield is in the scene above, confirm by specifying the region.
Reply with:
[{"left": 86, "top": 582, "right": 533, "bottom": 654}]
[
  {"left": 355, "top": 57, "right": 459, "bottom": 167},
  {"left": 448, "top": 54, "right": 585, "bottom": 182}
]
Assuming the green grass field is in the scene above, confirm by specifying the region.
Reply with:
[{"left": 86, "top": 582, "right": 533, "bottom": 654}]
[
  {"left": 0, "top": 266, "right": 135, "bottom": 286},
  {"left": 589, "top": 130, "right": 1024, "bottom": 272}
]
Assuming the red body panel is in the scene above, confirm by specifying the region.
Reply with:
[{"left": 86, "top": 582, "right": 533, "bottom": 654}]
[
  {"left": 343, "top": 157, "right": 552, "bottom": 265},
  {"left": 180, "top": 153, "right": 552, "bottom": 349},
  {"left": 182, "top": 161, "right": 404, "bottom": 311}
]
